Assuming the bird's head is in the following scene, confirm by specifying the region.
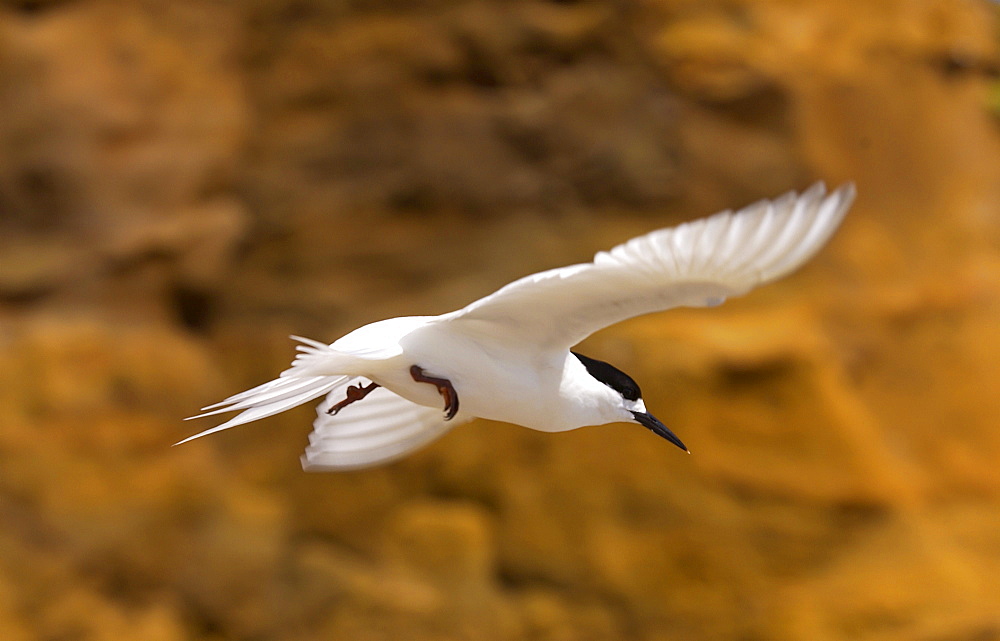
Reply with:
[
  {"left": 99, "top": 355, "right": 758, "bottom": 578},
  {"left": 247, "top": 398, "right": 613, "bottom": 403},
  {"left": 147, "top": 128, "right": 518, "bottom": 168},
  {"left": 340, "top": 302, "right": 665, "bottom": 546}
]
[{"left": 571, "top": 352, "right": 689, "bottom": 453}]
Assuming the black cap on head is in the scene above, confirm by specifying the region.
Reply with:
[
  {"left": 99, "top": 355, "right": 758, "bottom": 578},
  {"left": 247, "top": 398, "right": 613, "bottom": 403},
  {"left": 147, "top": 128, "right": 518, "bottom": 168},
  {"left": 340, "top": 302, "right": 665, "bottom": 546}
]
[{"left": 571, "top": 352, "right": 641, "bottom": 401}]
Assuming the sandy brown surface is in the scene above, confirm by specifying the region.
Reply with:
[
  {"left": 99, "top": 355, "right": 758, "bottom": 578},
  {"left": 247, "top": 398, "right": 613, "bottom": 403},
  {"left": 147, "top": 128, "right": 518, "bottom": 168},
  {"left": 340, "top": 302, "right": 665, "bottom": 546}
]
[{"left": 1, "top": 1, "right": 999, "bottom": 639}]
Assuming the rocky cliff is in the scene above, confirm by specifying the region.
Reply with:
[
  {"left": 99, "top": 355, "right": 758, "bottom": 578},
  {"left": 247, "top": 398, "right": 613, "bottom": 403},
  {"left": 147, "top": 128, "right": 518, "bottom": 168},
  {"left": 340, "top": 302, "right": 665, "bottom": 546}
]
[{"left": 1, "top": 1, "right": 999, "bottom": 640}]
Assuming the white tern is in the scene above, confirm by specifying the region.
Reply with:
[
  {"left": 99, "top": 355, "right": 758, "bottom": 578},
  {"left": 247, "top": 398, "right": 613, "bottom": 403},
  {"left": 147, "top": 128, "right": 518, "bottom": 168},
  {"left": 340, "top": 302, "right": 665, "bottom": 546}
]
[{"left": 180, "top": 182, "right": 856, "bottom": 470}]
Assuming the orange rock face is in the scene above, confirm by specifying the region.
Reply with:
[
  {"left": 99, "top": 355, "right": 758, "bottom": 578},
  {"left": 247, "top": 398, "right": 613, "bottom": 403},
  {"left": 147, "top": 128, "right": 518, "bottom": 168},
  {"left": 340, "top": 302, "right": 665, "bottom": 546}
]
[{"left": 0, "top": 1, "right": 998, "bottom": 640}]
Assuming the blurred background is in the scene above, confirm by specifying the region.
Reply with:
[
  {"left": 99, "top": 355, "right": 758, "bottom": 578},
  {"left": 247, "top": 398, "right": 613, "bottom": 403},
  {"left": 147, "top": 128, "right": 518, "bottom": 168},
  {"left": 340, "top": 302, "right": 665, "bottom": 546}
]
[{"left": 1, "top": 0, "right": 999, "bottom": 639}]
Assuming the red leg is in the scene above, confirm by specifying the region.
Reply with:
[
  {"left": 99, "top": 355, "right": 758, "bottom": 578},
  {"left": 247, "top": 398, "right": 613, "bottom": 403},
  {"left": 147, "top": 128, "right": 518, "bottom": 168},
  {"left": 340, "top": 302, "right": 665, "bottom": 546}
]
[
  {"left": 410, "top": 365, "right": 459, "bottom": 420},
  {"left": 327, "top": 381, "right": 380, "bottom": 415}
]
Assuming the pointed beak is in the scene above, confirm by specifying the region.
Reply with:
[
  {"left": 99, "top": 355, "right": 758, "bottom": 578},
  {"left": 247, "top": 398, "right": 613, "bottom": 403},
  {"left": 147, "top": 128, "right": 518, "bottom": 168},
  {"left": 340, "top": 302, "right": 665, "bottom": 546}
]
[{"left": 631, "top": 411, "right": 689, "bottom": 453}]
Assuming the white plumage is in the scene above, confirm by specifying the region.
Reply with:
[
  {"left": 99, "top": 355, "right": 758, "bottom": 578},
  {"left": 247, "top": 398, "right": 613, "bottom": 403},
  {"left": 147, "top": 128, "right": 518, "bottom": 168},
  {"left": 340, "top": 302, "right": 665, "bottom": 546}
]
[
  {"left": 304, "top": 383, "right": 469, "bottom": 470},
  {"left": 180, "top": 182, "right": 856, "bottom": 470}
]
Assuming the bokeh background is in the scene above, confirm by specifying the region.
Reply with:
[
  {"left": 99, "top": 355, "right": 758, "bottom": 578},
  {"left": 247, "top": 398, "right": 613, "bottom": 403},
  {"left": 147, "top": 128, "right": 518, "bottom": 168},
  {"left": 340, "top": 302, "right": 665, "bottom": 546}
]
[{"left": 1, "top": 1, "right": 999, "bottom": 639}]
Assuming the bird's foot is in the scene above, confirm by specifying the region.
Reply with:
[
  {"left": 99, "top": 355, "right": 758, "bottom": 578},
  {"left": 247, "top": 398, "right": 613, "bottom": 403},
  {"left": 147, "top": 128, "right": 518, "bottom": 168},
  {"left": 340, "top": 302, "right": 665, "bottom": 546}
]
[
  {"left": 410, "top": 365, "right": 459, "bottom": 420},
  {"left": 327, "top": 381, "right": 380, "bottom": 415}
]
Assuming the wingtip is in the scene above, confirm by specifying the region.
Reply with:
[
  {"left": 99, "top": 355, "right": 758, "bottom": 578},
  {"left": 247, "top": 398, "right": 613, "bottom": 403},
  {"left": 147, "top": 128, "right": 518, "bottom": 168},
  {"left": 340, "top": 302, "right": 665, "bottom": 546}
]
[
  {"left": 803, "top": 180, "right": 828, "bottom": 198},
  {"left": 827, "top": 182, "right": 858, "bottom": 224},
  {"left": 804, "top": 180, "right": 856, "bottom": 205},
  {"left": 836, "top": 181, "right": 858, "bottom": 204}
]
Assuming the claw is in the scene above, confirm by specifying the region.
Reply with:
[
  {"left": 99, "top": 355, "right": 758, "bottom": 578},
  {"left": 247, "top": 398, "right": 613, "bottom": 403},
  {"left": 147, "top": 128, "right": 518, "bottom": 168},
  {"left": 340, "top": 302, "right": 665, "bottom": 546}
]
[
  {"left": 410, "top": 365, "right": 459, "bottom": 420},
  {"left": 327, "top": 381, "right": 380, "bottom": 415}
]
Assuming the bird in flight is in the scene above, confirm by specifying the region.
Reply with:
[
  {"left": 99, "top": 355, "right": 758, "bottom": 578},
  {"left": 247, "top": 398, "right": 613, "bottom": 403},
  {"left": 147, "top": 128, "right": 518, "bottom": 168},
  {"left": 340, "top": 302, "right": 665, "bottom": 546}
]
[{"left": 180, "top": 182, "right": 855, "bottom": 470}]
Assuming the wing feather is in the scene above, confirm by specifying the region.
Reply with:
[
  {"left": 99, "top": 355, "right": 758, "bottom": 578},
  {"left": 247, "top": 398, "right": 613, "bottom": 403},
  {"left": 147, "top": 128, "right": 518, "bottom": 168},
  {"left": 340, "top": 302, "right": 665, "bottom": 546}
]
[
  {"left": 446, "top": 182, "right": 854, "bottom": 348},
  {"left": 301, "top": 383, "right": 469, "bottom": 471}
]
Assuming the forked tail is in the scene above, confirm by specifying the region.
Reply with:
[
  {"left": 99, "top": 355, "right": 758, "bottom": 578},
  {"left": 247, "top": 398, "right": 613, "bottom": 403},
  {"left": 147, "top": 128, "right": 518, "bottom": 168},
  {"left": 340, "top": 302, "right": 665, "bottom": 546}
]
[{"left": 176, "top": 336, "right": 350, "bottom": 445}]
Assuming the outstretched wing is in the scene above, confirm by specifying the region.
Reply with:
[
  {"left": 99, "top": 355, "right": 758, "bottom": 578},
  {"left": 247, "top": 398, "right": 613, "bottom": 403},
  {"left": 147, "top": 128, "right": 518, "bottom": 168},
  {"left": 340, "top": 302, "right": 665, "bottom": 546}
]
[
  {"left": 302, "top": 381, "right": 470, "bottom": 471},
  {"left": 445, "top": 182, "right": 854, "bottom": 349}
]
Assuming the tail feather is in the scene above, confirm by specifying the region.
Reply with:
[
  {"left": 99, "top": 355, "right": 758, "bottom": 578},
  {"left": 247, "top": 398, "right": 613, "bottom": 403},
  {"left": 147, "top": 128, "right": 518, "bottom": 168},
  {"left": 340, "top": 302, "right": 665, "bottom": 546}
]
[
  {"left": 179, "top": 334, "right": 460, "bottom": 468},
  {"left": 176, "top": 336, "right": 350, "bottom": 446},
  {"left": 282, "top": 335, "right": 351, "bottom": 377},
  {"left": 177, "top": 375, "right": 347, "bottom": 445},
  {"left": 194, "top": 376, "right": 337, "bottom": 419},
  {"left": 198, "top": 377, "right": 286, "bottom": 411}
]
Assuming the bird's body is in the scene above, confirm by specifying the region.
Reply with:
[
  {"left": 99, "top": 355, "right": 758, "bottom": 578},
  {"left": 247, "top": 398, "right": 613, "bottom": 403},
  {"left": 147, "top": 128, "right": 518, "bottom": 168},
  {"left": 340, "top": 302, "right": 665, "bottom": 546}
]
[
  {"left": 315, "top": 316, "right": 542, "bottom": 425},
  {"left": 181, "top": 182, "right": 856, "bottom": 470}
]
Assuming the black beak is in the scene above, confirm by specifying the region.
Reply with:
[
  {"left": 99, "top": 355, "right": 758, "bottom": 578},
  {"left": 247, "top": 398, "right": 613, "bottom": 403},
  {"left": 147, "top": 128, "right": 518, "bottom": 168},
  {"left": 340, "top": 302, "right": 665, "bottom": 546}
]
[{"left": 631, "top": 411, "right": 689, "bottom": 453}]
